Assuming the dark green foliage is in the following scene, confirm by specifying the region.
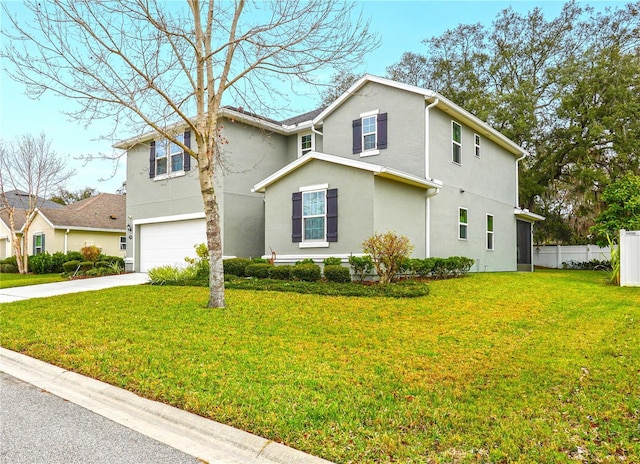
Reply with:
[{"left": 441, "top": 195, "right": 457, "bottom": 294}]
[
  {"left": 95, "top": 261, "right": 110, "bottom": 269},
  {"left": 348, "top": 255, "right": 374, "bottom": 282},
  {"left": 292, "top": 263, "right": 321, "bottom": 282},
  {"left": 65, "top": 251, "right": 84, "bottom": 262},
  {"left": 322, "top": 257, "right": 342, "bottom": 266},
  {"left": 430, "top": 257, "right": 475, "bottom": 279},
  {"left": 79, "top": 261, "right": 94, "bottom": 272},
  {"left": 0, "top": 263, "right": 17, "bottom": 273},
  {"left": 50, "top": 252, "right": 67, "bottom": 273},
  {"left": 268, "top": 265, "right": 293, "bottom": 280},
  {"left": 1, "top": 256, "right": 18, "bottom": 267},
  {"left": 244, "top": 263, "right": 272, "bottom": 279},
  {"left": 323, "top": 265, "right": 351, "bottom": 283},
  {"left": 62, "top": 260, "right": 82, "bottom": 273},
  {"left": 590, "top": 174, "right": 640, "bottom": 246},
  {"left": 98, "top": 255, "right": 126, "bottom": 268},
  {"left": 251, "top": 257, "right": 269, "bottom": 264},
  {"left": 225, "top": 278, "right": 429, "bottom": 298},
  {"left": 295, "top": 258, "right": 316, "bottom": 266},
  {"left": 28, "top": 252, "right": 53, "bottom": 274},
  {"left": 223, "top": 258, "right": 253, "bottom": 277},
  {"left": 562, "top": 259, "right": 612, "bottom": 271},
  {"left": 410, "top": 258, "right": 436, "bottom": 277}
]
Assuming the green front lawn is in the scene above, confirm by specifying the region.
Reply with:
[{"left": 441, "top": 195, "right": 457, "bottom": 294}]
[
  {"left": 1, "top": 270, "right": 639, "bottom": 463},
  {"left": 0, "top": 272, "right": 65, "bottom": 289}
]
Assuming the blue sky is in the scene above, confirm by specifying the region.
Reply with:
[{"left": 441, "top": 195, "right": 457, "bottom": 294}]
[{"left": 0, "top": 0, "right": 623, "bottom": 193}]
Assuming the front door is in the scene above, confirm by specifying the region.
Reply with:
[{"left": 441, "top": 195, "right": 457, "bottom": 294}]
[{"left": 517, "top": 220, "right": 532, "bottom": 272}]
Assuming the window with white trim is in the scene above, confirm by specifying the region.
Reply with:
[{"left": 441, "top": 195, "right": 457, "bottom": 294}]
[
  {"left": 169, "top": 133, "right": 185, "bottom": 172},
  {"left": 303, "top": 190, "right": 326, "bottom": 241},
  {"left": 150, "top": 131, "right": 190, "bottom": 179},
  {"left": 459, "top": 207, "right": 468, "bottom": 240},
  {"left": 120, "top": 236, "right": 127, "bottom": 251},
  {"left": 486, "top": 214, "right": 494, "bottom": 250},
  {"left": 475, "top": 134, "right": 481, "bottom": 158},
  {"left": 452, "top": 121, "right": 462, "bottom": 164},
  {"left": 362, "top": 115, "right": 377, "bottom": 151},
  {"left": 352, "top": 111, "right": 387, "bottom": 155},
  {"left": 299, "top": 133, "right": 313, "bottom": 156},
  {"left": 33, "top": 233, "right": 45, "bottom": 255}
]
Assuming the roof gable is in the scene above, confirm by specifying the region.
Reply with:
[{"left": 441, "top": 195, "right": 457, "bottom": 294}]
[
  {"left": 252, "top": 152, "right": 443, "bottom": 193},
  {"left": 39, "top": 193, "right": 126, "bottom": 231}
]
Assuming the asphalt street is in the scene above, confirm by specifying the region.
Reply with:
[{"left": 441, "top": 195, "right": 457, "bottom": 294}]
[{"left": 0, "top": 372, "right": 200, "bottom": 464}]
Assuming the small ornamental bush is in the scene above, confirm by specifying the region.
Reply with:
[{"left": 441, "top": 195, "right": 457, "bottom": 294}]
[
  {"left": 323, "top": 257, "right": 342, "bottom": 266},
  {"left": 411, "top": 258, "right": 436, "bottom": 278},
  {"left": 79, "top": 261, "right": 94, "bottom": 272},
  {"left": 292, "top": 263, "right": 321, "bottom": 282},
  {"left": 348, "top": 255, "right": 374, "bottom": 282},
  {"left": 2, "top": 256, "right": 18, "bottom": 267},
  {"left": 245, "top": 263, "right": 272, "bottom": 279},
  {"left": 362, "top": 231, "right": 414, "bottom": 284},
  {"left": 323, "top": 265, "right": 351, "bottom": 283},
  {"left": 295, "top": 258, "right": 316, "bottom": 266},
  {"left": 148, "top": 265, "right": 198, "bottom": 285},
  {"left": 62, "top": 260, "right": 82, "bottom": 273},
  {"left": 268, "top": 265, "right": 293, "bottom": 280},
  {"left": 50, "top": 252, "right": 67, "bottom": 273},
  {"left": 29, "top": 252, "right": 53, "bottom": 274},
  {"left": 65, "top": 251, "right": 84, "bottom": 262},
  {"left": 80, "top": 245, "right": 101, "bottom": 262},
  {"left": 0, "top": 263, "right": 17, "bottom": 273},
  {"left": 95, "top": 260, "right": 110, "bottom": 269},
  {"left": 251, "top": 257, "right": 269, "bottom": 264},
  {"left": 223, "top": 258, "right": 252, "bottom": 276}
]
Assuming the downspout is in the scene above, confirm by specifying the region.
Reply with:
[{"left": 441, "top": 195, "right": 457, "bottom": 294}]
[
  {"left": 64, "top": 229, "right": 70, "bottom": 254},
  {"left": 424, "top": 98, "right": 439, "bottom": 258},
  {"left": 515, "top": 152, "right": 527, "bottom": 207}
]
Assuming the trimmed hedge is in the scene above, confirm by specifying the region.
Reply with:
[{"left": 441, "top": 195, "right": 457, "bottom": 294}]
[
  {"left": 223, "top": 258, "right": 252, "bottom": 276},
  {"left": 292, "top": 263, "right": 321, "bottom": 282},
  {"left": 245, "top": 263, "right": 272, "bottom": 279},
  {"left": 323, "top": 265, "right": 351, "bottom": 283},
  {"left": 0, "top": 263, "right": 17, "bottom": 273},
  {"left": 323, "top": 257, "right": 342, "bottom": 266},
  {"left": 268, "top": 265, "right": 293, "bottom": 280},
  {"left": 62, "top": 260, "right": 82, "bottom": 273}
]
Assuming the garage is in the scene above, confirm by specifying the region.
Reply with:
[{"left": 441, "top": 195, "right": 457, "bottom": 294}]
[{"left": 138, "top": 218, "right": 206, "bottom": 272}]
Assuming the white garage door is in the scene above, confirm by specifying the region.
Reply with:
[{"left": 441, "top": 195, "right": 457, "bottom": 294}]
[{"left": 139, "top": 219, "right": 206, "bottom": 272}]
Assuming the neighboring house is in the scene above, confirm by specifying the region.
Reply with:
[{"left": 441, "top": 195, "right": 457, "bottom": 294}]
[
  {"left": 0, "top": 193, "right": 126, "bottom": 259},
  {"left": 116, "top": 75, "right": 543, "bottom": 273}
]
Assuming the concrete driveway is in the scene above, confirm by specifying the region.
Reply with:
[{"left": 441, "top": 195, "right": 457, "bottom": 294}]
[{"left": 0, "top": 273, "right": 150, "bottom": 303}]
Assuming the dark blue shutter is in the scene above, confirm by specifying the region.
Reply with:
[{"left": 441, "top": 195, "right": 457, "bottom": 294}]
[
  {"left": 352, "top": 118, "right": 362, "bottom": 154},
  {"left": 292, "top": 192, "right": 302, "bottom": 242},
  {"left": 41, "top": 234, "right": 45, "bottom": 253},
  {"left": 184, "top": 131, "right": 191, "bottom": 171},
  {"left": 377, "top": 113, "right": 388, "bottom": 149},
  {"left": 32, "top": 236, "right": 36, "bottom": 255},
  {"left": 149, "top": 141, "right": 156, "bottom": 178},
  {"left": 326, "top": 189, "right": 338, "bottom": 242}
]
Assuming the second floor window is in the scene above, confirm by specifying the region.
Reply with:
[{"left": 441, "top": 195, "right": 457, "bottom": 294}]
[
  {"left": 452, "top": 121, "right": 462, "bottom": 164},
  {"left": 149, "top": 131, "right": 191, "bottom": 179},
  {"left": 300, "top": 133, "right": 313, "bottom": 156},
  {"left": 352, "top": 111, "right": 387, "bottom": 155}
]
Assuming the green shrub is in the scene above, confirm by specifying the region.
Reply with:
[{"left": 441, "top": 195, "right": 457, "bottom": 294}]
[
  {"left": 62, "top": 260, "right": 82, "bottom": 273},
  {"left": 0, "top": 263, "right": 17, "bottom": 273},
  {"left": 29, "top": 252, "right": 53, "bottom": 274},
  {"left": 2, "top": 256, "right": 17, "bottom": 266},
  {"left": 295, "top": 258, "right": 316, "bottom": 266},
  {"left": 252, "top": 257, "right": 269, "bottom": 264},
  {"left": 323, "top": 265, "right": 351, "bottom": 283},
  {"left": 431, "top": 258, "right": 449, "bottom": 279},
  {"left": 411, "top": 258, "right": 436, "bottom": 277},
  {"left": 323, "top": 257, "right": 342, "bottom": 266},
  {"left": 245, "top": 263, "right": 272, "bottom": 279},
  {"left": 98, "top": 255, "right": 126, "bottom": 268},
  {"left": 85, "top": 268, "right": 100, "bottom": 277},
  {"left": 79, "top": 261, "right": 94, "bottom": 272},
  {"left": 50, "top": 252, "right": 67, "bottom": 273},
  {"left": 65, "top": 251, "right": 84, "bottom": 262},
  {"left": 148, "top": 265, "right": 198, "bottom": 285},
  {"left": 348, "top": 255, "right": 374, "bottom": 282},
  {"left": 268, "top": 265, "right": 293, "bottom": 280},
  {"left": 223, "top": 258, "right": 252, "bottom": 277},
  {"left": 292, "top": 263, "right": 321, "bottom": 282},
  {"left": 184, "top": 243, "right": 209, "bottom": 278},
  {"left": 95, "top": 260, "right": 110, "bottom": 269}
]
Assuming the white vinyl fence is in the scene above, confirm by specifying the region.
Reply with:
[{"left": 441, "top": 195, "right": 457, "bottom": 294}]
[
  {"left": 534, "top": 244, "right": 611, "bottom": 269},
  {"left": 620, "top": 230, "right": 640, "bottom": 287}
]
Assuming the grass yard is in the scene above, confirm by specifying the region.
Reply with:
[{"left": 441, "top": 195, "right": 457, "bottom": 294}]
[
  {"left": 1, "top": 270, "right": 639, "bottom": 463},
  {"left": 0, "top": 272, "right": 65, "bottom": 289}
]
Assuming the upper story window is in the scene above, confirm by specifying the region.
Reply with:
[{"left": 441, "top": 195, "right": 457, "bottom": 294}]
[
  {"left": 149, "top": 131, "right": 191, "bottom": 179},
  {"left": 299, "top": 133, "right": 313, "bottom": 157},
  {"left": 352, "top": 110, "right": 387, "bottom": 157},
  {"left": 452, "top": 121, "right": 462, "bottom": 164},
  {"left": 475, "top": 134, "right": 481, "bottom": 158},
  {"left": 459, "top": 207, "right": 468, "bottom": 240}
]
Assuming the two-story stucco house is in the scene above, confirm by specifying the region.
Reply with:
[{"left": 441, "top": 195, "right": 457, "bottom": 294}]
[{"left": 116, "top": 75, "right": 542, "bottom": 273}]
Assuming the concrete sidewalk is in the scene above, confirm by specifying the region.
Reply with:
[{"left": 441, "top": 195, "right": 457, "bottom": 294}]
[
  {"left": 0, "top": 273, "right": 151, "bottom": 303},
  {"left": 0, "top": 349, "right": 332, "bottom": 464}
]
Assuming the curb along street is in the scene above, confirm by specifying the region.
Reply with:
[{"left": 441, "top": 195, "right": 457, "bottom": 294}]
[{"left": 0, "top": 347, "right": 333, "bottom": 464}]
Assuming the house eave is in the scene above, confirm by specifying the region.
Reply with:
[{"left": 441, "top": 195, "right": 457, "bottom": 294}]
[{"left": 514, "top": 208, "right": 545, "bottom": 222}]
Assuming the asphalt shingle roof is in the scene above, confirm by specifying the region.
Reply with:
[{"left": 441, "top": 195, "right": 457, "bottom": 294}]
[{"left": 40, "top": 193, "right": 125, "bottom": 230}]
